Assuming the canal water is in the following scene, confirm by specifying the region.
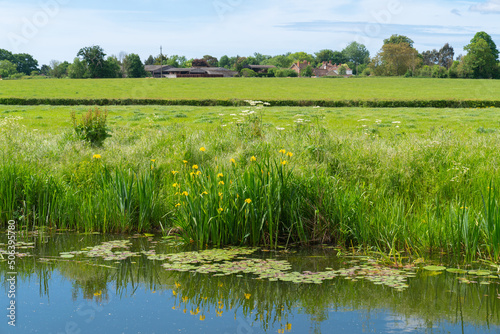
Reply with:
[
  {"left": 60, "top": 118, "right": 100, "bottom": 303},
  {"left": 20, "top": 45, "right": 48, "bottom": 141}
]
[{"left": 1, "top": 232, "right": 499, "bottom": 333}]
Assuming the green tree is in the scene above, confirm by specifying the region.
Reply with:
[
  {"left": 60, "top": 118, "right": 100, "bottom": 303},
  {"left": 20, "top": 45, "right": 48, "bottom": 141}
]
[
  {"left": 0, "top": 49, "right": 14, "bottom": 62},
  {"left": 102, "top": 56, "right": 122, "bottom": 78},
  {"left": 192, "top": 58, "right": 209, "bottom": 67},
  {"left": 144, "top": 55, "right": 155, "bottom": 65},
  {"left": 77, "top": 45, "right": 106, "bottom": 78},
  {"left": 342, "top": 42, "right": 370, "bottom": 74},
  {"left": 315, "top": 49, "right": 336, "bottom": 63},
  {"left": 219, "top": 55, "right": 230, "bottom": 68},
  {"left": 124, "top": 53, "right": 146, "bottom": 78},
  {"left": 241, "top": 68, "right": 257, "bottom": 77},
  {"left": 50, "top": 60, "right": 70, "bottom": 78},
  {"left": 374, "top": 42, "right": 421, "bottom": 76},
  {"left": 469, "top": 31, "right": 499, "bottom": 60},
  {"left": 0, "top": 60, "right": 17, "bottom": 77},
  {"left": 384, "top": 35, "right": 414, "bottom": 48},
  {"left": 40, "top": 64, "right": 51, "bottom": 76},
  {"left": 154, "top": 54, "right": 167, "bottom": 65},
  {"left": 12, "top": 53, "right": 39, "bottom": 75},
  {"left": 421, "top": 49, "right": 439, "bottom": 66},
  {"left": 300, "top": 65, "right": 313, "bottom": 77},
  {"left": 68, "top": 58, "right": 88, "bottom": 78},
  {"left": 438, "top": 43, "right": 455, "bottom": 69},
  {"left": 288, "top": 52, "right": 315, "bottom": 65},
  {"left": 253, "top": 53, "right": 271, "bottom": 64},
  {"left": 263, "top": 55, "right": 294, "bottom": 68},
  {"left": 463, "top": 38, "right": 498, "bottom": 78},
  {"left": 203, "top": 55, "right": 219, "bottom": 67},
  {"left": 338, "top": 65, "right": 348, "bottom": 75}
]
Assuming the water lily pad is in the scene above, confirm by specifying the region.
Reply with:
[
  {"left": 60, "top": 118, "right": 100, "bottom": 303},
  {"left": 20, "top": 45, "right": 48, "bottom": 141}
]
[
  {"left": 60, "top": 254, "right": 75, "bottom": 258},
  {"left": 423, "top": 266, "right": 446, "bottom": 271},
  {"left": 446, "top": 268, "right": 468, "bottom": 274},
  {"left": 468, "top": 270, "right": 492, "bottom": 276}
]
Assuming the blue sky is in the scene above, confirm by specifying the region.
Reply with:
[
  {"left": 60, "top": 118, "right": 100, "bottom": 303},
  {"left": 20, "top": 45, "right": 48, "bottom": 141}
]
[{"left": 1, "top": 0, "right": 500, "bottom": 65}]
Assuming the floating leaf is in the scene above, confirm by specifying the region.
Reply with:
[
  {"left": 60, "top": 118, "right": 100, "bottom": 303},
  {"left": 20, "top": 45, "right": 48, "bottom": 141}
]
[
  {"left": 423, "top": 266, "right": 446, "bottom": 271},
  {"left": 60, "top": 254, "right": 74, "bottom": 259},
  {"left": 446, "top": 268, "right": 468, "bottom": 274}
]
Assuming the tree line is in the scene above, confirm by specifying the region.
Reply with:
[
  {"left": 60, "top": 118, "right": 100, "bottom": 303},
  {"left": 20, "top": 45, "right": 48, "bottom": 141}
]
[{"left": 0, "top": 31, "right": 498, "bottom": 79}]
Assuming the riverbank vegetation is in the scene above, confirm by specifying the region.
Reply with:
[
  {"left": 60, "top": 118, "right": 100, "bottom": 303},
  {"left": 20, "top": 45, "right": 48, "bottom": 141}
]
[{"left": 1, "top": 104, "right": 499, "bottom": 261}]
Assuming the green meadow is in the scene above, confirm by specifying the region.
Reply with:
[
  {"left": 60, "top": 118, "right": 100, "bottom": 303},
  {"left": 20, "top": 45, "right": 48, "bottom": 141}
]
[
  {"left": 1, "top": 101, "right": 500, "bottom": 260},
  {"left": 1, "top": 77, "right": 500, "bottom": 101}
]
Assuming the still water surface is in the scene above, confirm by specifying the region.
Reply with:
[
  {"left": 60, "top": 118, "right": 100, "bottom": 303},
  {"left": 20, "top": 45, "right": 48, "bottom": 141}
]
[{"left": 1, "top": 233, "right": 499, "bottom": 334}]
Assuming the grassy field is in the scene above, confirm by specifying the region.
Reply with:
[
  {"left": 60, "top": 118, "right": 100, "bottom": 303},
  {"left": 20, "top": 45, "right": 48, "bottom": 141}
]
[
  {"left": 2, "top": 104, "right": 500, "bottom": 134},
  {"left": 1, "top": 77, "right": 500, "bottom": 102},
  {"left": 1, "top": 103, "right": 500, "bottom": 260}
]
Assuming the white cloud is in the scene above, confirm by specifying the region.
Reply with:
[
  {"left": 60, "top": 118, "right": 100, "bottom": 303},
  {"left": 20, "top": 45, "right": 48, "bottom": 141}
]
[{"left": 469, "top": 0, "right": 500, "bottom": 14}]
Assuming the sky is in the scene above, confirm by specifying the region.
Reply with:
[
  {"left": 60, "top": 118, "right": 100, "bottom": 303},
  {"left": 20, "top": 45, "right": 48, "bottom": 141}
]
[{"left": 1, "top": 0, "right": 500, "bottom": 66}]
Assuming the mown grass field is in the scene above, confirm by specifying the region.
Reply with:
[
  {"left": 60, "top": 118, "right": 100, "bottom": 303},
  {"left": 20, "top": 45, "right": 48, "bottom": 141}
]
[
  {"left": 1, "top": 77, "right": 500, "bottom": 101},
  {"left": 2, "top": 102, "right": 500, "bottom": 259}
]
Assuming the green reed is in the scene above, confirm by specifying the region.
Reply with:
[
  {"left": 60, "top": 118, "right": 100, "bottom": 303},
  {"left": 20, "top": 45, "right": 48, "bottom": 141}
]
[{"left": 173, "top": 153, "right": 307, "bottom": 248}]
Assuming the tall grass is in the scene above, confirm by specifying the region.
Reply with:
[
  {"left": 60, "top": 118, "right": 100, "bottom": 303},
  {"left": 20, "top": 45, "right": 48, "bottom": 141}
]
[{"left": 1, "top": 107, "right": 499, "bottom": 260}]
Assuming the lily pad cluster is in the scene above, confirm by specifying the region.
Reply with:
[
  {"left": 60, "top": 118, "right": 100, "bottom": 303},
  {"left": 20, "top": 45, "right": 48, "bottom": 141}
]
[
  {"left": 60, "top": 239, "right": 140, "bottom": 261},
  {"left": 422, "top": 265, "right": 500, "bottom": 285},
  {"left": 159, "top": 249, "right": 413, "bottom": 290}
]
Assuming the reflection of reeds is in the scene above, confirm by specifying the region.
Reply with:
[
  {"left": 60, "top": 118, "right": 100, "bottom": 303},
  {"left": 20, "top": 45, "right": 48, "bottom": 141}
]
[{"left": 2, "top": 233, "right": 500, "bottom": 330}]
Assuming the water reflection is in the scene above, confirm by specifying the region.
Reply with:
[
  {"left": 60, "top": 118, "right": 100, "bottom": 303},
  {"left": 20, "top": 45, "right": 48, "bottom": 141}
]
[{"left": 1, "top": 233, "right": 500, "bottom": 333}]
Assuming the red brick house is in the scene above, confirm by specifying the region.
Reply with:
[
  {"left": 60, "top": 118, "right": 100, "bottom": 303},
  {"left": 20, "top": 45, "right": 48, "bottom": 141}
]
[{"left": 290, "top": 60, "right": 311, "bottom": 75}]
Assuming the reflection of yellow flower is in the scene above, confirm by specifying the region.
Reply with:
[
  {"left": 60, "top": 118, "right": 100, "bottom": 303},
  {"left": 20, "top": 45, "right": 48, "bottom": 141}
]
[
  {"left": 182, "top": 296, "right": 189, "bottom": 302},
  {"left": 192, "top": 165, "right": 199, "bottom": 170},
  {"left": 245, "top": 199, "right": 252, "bottom": 204},
  {"left": 250, "top": 156, "right": 257, "bottom": 162},
  {"left": 183, "top": 309, "right": 187, "bottom": 314},
  {"left": 286, "top": 323, "right": 292, "bottom": 331},
  {"left": 278, "top": 329, "right": 284, "bottom": 334},
  {"left": 175, "top": 282, "right": 181, "bottom": 288},
  {"left": 199, "top": 315, "right": 206, "bottom": 321},
  {"left": 92, "top": 154, "right": 102, "bottom": 159},
  {"left": 172, "top": 290, "right": 177, "bottom": 296},
  {"left": 199, "top": 147, "right": 206, "bottom": 152},
  {"left": 244, "top": 293, "right": 251, "bottom": 299},
  {"left": 217, "top": 173, "right": 224, "bottom": 178},
  {"left": 172, "top": 306, "right": 176, "bottom": 310},
  {"left": 93, "top": 290, "right": 102, "bottom": 296}
]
